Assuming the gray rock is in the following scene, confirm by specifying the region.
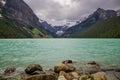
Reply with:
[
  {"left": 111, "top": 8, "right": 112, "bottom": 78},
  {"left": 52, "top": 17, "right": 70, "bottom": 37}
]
[
  {"left": 71, "top": 72, "right": 80, "bottom": 79},
  {"left": 31, "top": 71, "right": 46, "bottom": 75},
  {"left": 54, "top": 63, "right": 76, "bottom": 73},
  {"left": 113, "top": 71, "right": 120, "bottom": 80},
  {"left": 65, "top": 73, "right": 74, "bottom": 80},
  {"left": 25, "top": 64, "right": 43, "bottom": 75},
  {"left": 106, "top": 71, "right": 120, "bottom": 80},
  {"left": 62, "top": 60, "right": 73, "bottom": 64},
  {"left": 2, "top": 73, "right": 21, "bottom": 80},
  {"left": 4, "top": 67, "right": 16, "bottom": 75},
  {"left": 91, "top": 72, "right": 107, "bottom": 80},
  {"left": 23, "top": 73, "right": 57, "bottom": 80}
]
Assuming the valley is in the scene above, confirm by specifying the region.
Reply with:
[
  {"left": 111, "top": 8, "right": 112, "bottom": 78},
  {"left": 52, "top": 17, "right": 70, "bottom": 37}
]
[{"left": 0, "top": 0, "right": 120, "bottom": 38}]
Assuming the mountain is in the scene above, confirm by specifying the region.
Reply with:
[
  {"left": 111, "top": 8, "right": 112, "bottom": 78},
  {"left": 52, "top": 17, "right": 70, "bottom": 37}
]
[
  {"left": 40, "top": 21, "right": 58, "bottom": 37},
  {"left": 0, "top": 0, "right": 50, "bottom": 38},
  {"left": 74, "top": 16, "right": 120, "bottom": 38},
  {"left": 62, "top": 8, "right": 117, "bottom": 37},
  {"left": 40, "top": 20, "right": 69, "bottom": 37},
  {"left": 53, "top": 26, "right": 68, "bottom": 37},
  {"left": 1, "top": 1, "right": 119, "bottom": 38}
]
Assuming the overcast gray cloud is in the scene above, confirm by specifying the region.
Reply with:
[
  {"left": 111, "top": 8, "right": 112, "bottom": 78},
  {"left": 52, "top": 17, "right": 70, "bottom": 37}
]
[{"left": 24, "top": 0, "right": 120, "bottom": 26}]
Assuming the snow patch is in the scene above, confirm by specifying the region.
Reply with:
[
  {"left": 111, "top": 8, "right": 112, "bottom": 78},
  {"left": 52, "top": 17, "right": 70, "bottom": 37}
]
[
  {"left": 66, "top": 21, "right": 77, "bottom": 27},
  {"left": 39, "top": 19, "right": 45, "bottom": 23},
  {"left": 56, "top": 31, "right": 64, "bottom": 36},
  {"left": 0, "top": 0, "right": 6, "bottom": 6}
]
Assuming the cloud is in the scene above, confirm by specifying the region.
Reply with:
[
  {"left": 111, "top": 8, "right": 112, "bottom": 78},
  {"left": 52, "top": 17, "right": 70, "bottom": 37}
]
[{"left": 24, "top": 0, "right": 120, "bottom": 26}]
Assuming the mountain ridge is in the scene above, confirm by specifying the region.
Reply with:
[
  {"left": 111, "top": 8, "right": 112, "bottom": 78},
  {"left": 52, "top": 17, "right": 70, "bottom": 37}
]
[
  {"left": 0, "top": 0, "right": 120, "bottom": 38},
  {"left": 0, "top": 0, "right": 50, "bottom": 38},
  {"left": 62, "top": 8, "right": 118, "bottom": 38},
  {"left": 74, "top": 16, "right": 120, "bottom": 38}
]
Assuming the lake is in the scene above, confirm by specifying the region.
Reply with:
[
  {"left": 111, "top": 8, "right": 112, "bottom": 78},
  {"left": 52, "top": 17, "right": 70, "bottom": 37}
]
[{"left": 0, "top": 39, "right": 120, "bottom": 71}]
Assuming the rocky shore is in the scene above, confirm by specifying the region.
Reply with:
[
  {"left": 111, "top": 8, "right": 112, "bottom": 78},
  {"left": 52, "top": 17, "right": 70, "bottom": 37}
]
[{"left": 0, "top": 60, "right": 120, "bottom": 80}]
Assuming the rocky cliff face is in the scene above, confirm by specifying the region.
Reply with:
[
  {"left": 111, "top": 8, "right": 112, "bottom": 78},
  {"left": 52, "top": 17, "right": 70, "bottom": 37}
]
[
  {"left": 62, "top": 8, "right": 117, "bottom": 37},
  {"left": 93, "top": 8, "right": 117, "bottom": 20},
  {"left": 0, "top": 0, "right": 6, "bottom": 8},
  {"left": 2, "top": 0, "right": 40, "bottom": 27},
  {"left": 40, "top": 21, "right": 69, "bottom": 37},
  {"left": 0, "top": 0, "right": 49, "bottom": 38}
]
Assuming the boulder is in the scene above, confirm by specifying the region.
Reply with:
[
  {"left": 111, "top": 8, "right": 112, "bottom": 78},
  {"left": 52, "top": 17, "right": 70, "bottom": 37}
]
[
  {"left": 0, "top": 75, "right": 6, "bottom": 80},
  {"left": 87, "top": 61, "right": 97, "bottom": 65},
  {"left": 54, "top": 63, "right": 76, "bottom": 73},
  {"left": 65, "top": 73, "right": 74, "bottom": 80},
  {"left": 71, "top": 72, "right": 80, "bottom": 79},
  {"left": 2, "top": 73, "right": 22, "bottom": 80},
  {"left": 23, "top": 73, "right": 57, "bottom": 80},
  {"left": 58, "top": 71, "right": 79, "bottom": 80},
  {"left": 85, "top": 61, "right": 101, "bottom": 74},
  {"left": 62, "top": 60, "right": 73, "bottom": 64},
  {"left": 59, "top": 71, "right": 66, "bottom": 76},
  {"left": 79, "top": 75, "right": 89, "bottom": 80},
  {"left": 25, "top": 64, "right": 43, "bottom": 75},
  {"left": 91, "top": 72, "right": 107, "bottom": 80},
  {"left": 58, "top": 71, "right": 67, "bottom": 80},
  {"left": 31, "top": 71, "right": 46, "bottom": 75},
  {"left": 58, "top": 75, "right": 67, "bottom": 80},
  {"left": 4, "top": 67, "right": 16, "bottom": 75}
]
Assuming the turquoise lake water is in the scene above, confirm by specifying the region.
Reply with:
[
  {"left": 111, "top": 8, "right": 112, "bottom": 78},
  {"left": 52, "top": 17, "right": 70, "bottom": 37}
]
[{"left": 0, "top": 39, "right": 120, "bottom": 70}]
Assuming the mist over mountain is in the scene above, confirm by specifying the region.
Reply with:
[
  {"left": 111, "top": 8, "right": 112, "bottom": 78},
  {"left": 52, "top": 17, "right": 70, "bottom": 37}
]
[{"left": 24, "top": 0, "right": 120, "bottom": 26}]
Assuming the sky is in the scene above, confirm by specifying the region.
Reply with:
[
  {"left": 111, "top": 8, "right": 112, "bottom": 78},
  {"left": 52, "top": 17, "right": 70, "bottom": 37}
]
[{"left": 24, "top": 0, "right": 120, "bottom": 26}]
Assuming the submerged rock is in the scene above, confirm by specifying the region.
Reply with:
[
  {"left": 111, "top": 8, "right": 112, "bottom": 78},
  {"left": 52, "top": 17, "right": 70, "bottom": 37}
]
[
  {"left": 2, "top": 73, "right": 22, "bottom": 80},
  {"left": 23, "top": 73, "right": 57, "bottom": 80},
  {"left": 25, "top": 64, "right": 43, "bottom": 75},
  {"left": 4, "top": 67, "right": 16, "bottom": 75},
  {"left": 62, "top": 60, "right": 73, "bottom": 64},
  {"left": 0, "top": 75, "right": 6, "bottom": 80},
  {"left": 83, "top": 61, "right": 101, "bottom": 74},
  {"left": 87, "top": 61, "right": 97, "bottom": 65},
  {"left": 54, "top": 63, "right": 76, "bottom": 73},
  {"left": 87, "top": 61, "right": 100, "bottom": 67},
  {"left": 23, "top": 64, "right": 57, "bottom": 80}
]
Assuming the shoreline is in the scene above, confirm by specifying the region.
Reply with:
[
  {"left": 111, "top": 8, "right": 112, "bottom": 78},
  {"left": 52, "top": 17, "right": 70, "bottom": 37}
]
[{"left": 0, "top": 60, "right": 120, "bottom": 80}]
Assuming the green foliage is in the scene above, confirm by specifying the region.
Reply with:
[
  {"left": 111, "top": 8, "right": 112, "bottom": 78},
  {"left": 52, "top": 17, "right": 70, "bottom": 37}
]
[
  {"left": 90, "top": 76, "right": 94, "bottom": 80},
  {"left": 23, "top": 27, "right": 46, "bottom": 38},
  {"left": 0, "top": 16, "right": 48, "bottom": 38},
  {"left": 73, "top": 16, "right": 120, "bottom": 38},
  {"left": 81, "top": 77, "right": 87, "bottom": 80},
  {"left": 0, "top": 17, "right": 28, "bottom": 38}
]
